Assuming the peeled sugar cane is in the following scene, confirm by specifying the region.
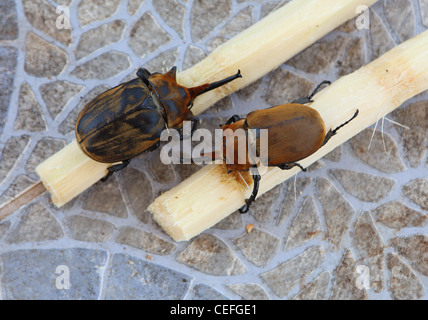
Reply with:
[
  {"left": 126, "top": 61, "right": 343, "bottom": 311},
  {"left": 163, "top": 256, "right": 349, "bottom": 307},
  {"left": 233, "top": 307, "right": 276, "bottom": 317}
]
[
  {"left": 36, "top": 0, "right": 379, "bottom": 208},
  {"left": 149, "top": 30, "right": 428, "bottom": 241}
]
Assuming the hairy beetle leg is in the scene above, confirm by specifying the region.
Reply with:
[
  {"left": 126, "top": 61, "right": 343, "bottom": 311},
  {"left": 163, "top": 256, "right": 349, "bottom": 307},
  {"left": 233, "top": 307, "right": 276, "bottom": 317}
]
[
  {"left": 292, "top": 80, "right": 332, "bottom": 104},
  {"left": 101, "top": 159, "right": 131, "bottom": 182},
  {"left": 322, "top": 109, "right": 359, "bottom": 146},
  {"left": 239, "top": 167, "right": 261, "bottom": 214}
]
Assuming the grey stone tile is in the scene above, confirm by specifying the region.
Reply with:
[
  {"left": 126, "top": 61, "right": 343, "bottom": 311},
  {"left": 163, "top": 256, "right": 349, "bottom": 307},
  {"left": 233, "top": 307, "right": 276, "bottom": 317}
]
[
  {"left": 354, "top": 211, "right": 385, "bottom": 258},
  {"left": 189, "top": 284, "right": 229, "bottom": 300},
  {"left": 182, "top": 45, "right": 206, "bottom": 70},
  {"left": 421, "top": 0, "right": 428, "bottom": 27},
  {"left": 153, "top": 0, "right": 186, "bottom": 38},
  {"left": 0, "top": 45, "right": 18, "bottom": 135},
  {"left": 177, "top": 234, "right": 247, "bottom": 276},
  {"left": 115, "top": 226, "right": 175, "bottom": 255},
  {"left": 15, "top": 83, "right": 47, "bottom": 131},
  {"left": 121, "top": 167, "right": 154, "bottom": 223},
  {"left": 218, "top": 6, "right": 253, "bottom": 38},
  {"left": 249, "top": 183, "right": 281, "bottom": 222},
  {"left": 402, "top": 179, "right": 428, "bottom": 211},
  {"left": 0, "top": 136, "right": 30, "bottom": 182},
  {"left": 392, "top": 101, "right": 428, "bottom": 168},
  {"left": 0, "top": 0, "right": 18, "bottom": 40},
  {"left": 265, "top": 68, "right": 314, "bottom": 106},
  {"left": 330, "top": 169, "right": 395, "bottom": 202},
  {"left": 26, "top": 137, "right": 66, "bottom": 177},
  {"left": 373, "top": 201, "right": 427, "bottom": 229},
  {"left": 22, "top": 0, "right": 72, "bottom": 46},
  {"left": 213, "top": 211, "right": 243, "bottom": 230},
  {"left": 40, "top": 81, "right": 84, "bottom": 120},
  {"left": 144, "top": 48, "right": 179, "bottom": 75},
  {"left": 323, "top": 145, "right": 342, "bottom": 162},
  {"left": 78, "top": 0, "right": 121, "bottom": 27},
  {"left": 104, "top": 253, "right": 191, "bottom": 299},
  {"left": 128, "top": 12, "right": 171, "bottom": 57},
  {"left": 66, "top": 215, "right": 115, "bottom": 242},
  {"left": 76, "top": 20, "right": 126, "bottom": 60},
  {"left": 317, "top": 178, "right": 354, "bottom": 251},
  {"left": 384, "top": 0, "right": 415, "bottom": 42},
  {"left": 71, "top": 51, "right": 130, "bottom": 80},
  {"left": 233, "top": 227, "right": 280, "bottom": 267},
  {"left": 128, "top": 0, "right": 145, "bottom": 15},
  {"left": 390, "top": 235, "right": 428, "bottom": 276},
  {"left": 277, "top": 177, "right": 311, "bottom": 226},
  {"left": 0, "top": 175, "right": 37, "bottom": 204},
  {"left": 7, "top": 202, "right": 64, "bottom": 243},
  {"left": 287, "top": 36, "right": 350, "bottom": 74},
  {"left": 190, "top": 0, "right": 232, "bottom": 42},
  {"left": 260, "top": 245, "right": 325, "bottom": 297},
  {"left": 386, "top": 253, "right": 424, "bottom": 300},
  {"left": 226, "top": 283, "right": 269, "bottom": 300},
  {"left": 353, "top": 211, "right": 385, "bottom": 293},
  {"left": 82, "top": 177, "right": 127, "bottom": 218},
  {"left": 285, "top": 196, "right": 321, "bottom": 251},
  {"left": 366, "top": 8, "right": 395, "bottom": 60},
  {"left": 292, "top": 271, "right": 330, "bottom": 300},
  {"left": 349, "top": 128, "right": 406, "bottom": 173},
  {"left": 330, "top": 249, "right": 368, "bottom": 300},
  {"left": 24, "top": 32, "right": 68, "bottom": 77},
  {"left": 0, "top": 248, "right": 107, "bottom": 299}
]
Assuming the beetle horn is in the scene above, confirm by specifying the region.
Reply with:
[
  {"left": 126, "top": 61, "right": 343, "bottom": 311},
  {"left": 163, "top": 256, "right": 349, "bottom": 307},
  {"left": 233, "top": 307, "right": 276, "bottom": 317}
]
[
  {"left": 188, "top": 69, "right": 242, "bottom": 100},
  {"left": 167, "top": 66, "right": 177, "bottom": 79}
]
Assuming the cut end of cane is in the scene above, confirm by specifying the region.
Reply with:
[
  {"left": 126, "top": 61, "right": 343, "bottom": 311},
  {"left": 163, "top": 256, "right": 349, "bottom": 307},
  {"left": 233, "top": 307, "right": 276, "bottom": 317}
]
[
  {"left": 35, "top": 140, "right": 113, "bottom": 208},
  {"left": 148, "top": 164, "right": 253, "bottom": 241}
]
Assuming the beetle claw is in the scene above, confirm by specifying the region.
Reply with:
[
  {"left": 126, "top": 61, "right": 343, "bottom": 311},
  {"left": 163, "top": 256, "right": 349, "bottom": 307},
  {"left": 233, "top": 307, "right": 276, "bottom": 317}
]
[
  {"left": 239, "top": 201, "right": 250, "bottom": 214},
  {"left": 101, "top": 159, "right": 131, "bottom": 182}
]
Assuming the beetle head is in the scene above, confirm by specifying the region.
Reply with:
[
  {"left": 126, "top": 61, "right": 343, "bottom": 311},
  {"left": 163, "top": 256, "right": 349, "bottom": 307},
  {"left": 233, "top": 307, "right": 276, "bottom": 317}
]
[{"left": 137, "top": 67, "right": 242, "bottom": 129}]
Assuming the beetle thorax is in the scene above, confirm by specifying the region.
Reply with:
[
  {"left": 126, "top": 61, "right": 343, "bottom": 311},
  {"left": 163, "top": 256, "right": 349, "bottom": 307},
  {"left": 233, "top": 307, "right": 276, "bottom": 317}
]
[{"left": 149, "top": 74, "right": 196, "bottom": 129}]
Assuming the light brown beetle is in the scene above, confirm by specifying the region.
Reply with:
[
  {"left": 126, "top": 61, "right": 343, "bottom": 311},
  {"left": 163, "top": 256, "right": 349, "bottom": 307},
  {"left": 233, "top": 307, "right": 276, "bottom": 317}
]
[{"left": 205, "top": 81, "right": 359, "bottom": 213}]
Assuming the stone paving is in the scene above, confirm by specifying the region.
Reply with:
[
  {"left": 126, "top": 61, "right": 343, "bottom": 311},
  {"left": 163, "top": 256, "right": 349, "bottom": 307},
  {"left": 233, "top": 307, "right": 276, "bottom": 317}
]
[{"left": 0, "top": 0, "right": 427, "bottom": 300}]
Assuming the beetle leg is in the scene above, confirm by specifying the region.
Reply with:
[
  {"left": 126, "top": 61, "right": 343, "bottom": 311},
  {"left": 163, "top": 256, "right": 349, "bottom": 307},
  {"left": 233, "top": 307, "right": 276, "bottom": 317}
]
[
  {"left": 292, "top": 80, "right": 332, "bottom": 104},
  {"left": 101, "top": 159, "right": 131, "bottom": 182},
  {"left": 191, "top": 116, "right": 198, "bottom": 134},
  {"left": 146, "top": 141, "right": 160, "bottom": 152},
  {"left": 225, "top": 114, "right": 241, "bottom": 125},
  {"left": 278, "top": 162, "right": 306, "bottom": 172},
  {"left": 136, "top": 68, "right": 151, "bottom": 79},
  {"left": 239, "top": 167, "right": 261, "bottom": 214},
  {"left": 322, "top": 109, "right": 359, "bottom": 146}
]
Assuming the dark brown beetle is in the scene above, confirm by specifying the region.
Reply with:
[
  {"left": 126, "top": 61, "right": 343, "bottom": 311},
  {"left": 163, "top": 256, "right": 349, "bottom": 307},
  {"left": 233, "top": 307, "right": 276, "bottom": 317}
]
[
  {"left": 76, "top": 66, "right": 241, "bottom": 180},
  {"left": 205, "top": 81, "right": 358, "bottom": 213}
]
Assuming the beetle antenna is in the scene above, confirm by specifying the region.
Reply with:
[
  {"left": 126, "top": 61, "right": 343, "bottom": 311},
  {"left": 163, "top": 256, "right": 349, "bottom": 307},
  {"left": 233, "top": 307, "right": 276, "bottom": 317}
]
[{"left": 188, "top": 70, "right": 242, "bottom": 99}]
